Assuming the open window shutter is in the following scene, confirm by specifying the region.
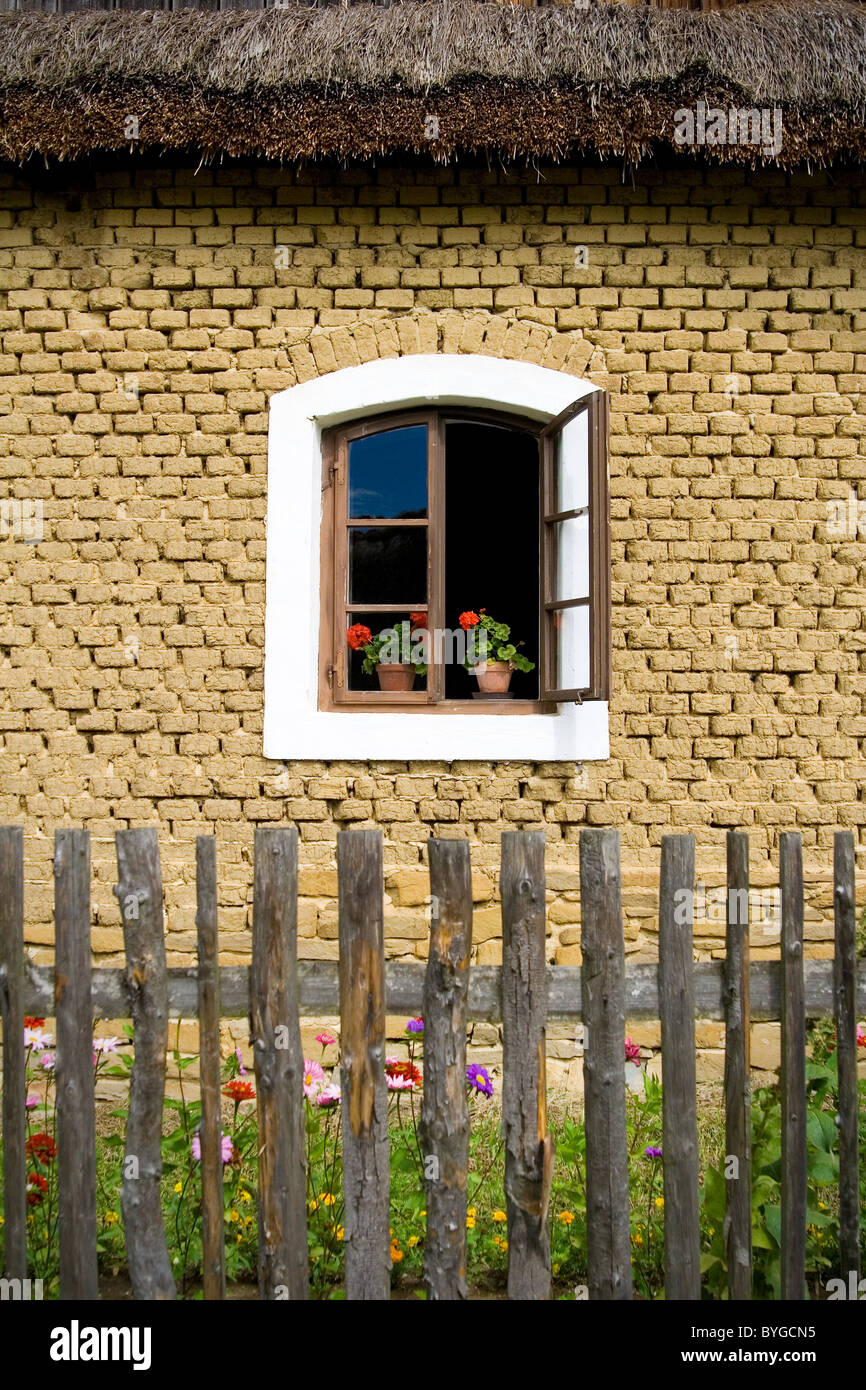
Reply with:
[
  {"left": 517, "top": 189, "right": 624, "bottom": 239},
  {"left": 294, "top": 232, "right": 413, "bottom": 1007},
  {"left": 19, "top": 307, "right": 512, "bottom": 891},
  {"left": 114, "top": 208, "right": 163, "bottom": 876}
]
[{"left": 539, "top": 391, "right": 610, "bottom": 702}]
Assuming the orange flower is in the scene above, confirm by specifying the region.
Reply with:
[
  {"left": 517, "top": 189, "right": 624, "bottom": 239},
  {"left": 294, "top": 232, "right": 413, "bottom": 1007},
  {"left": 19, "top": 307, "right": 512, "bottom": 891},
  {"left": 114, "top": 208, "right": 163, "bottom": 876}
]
[
  {"left": 385, "top": 1059, "right": 422, "bottom": 1087},
  {"left": 458, "top": 611, "right": 479, "bottom": 630},
  {"left": 223, "top": 1080, "right": 256, "bottom": 1103},
  {"left": 24, "top": 1016, "right": 45, "bottom": 1029}
]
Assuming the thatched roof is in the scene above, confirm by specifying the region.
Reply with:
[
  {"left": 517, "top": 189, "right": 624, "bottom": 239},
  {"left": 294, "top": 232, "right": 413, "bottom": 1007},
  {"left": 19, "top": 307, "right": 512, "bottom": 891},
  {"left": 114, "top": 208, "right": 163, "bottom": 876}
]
[{"left": 1, "top": 0, "right": 865, "bottom": 167}]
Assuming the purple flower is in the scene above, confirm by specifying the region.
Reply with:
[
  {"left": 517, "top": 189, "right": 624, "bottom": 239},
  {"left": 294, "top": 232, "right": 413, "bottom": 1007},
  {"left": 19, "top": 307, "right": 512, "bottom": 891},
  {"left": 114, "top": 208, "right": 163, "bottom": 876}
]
[
  {"left": 466, "top": 1064, "right": 493, "bottom": 1098},
  {"left": 644, "top": 1146, "right": 663, "bottom": 1160},
  {"left": 40, "top": 1052, "right": 55, "bottom": 1072},
  {"left": 234, "top": 1046, "right": 248, "bottom": 1076},
  {"left": 406, "top": 1018, "right": 424, "bottom": 1034}
]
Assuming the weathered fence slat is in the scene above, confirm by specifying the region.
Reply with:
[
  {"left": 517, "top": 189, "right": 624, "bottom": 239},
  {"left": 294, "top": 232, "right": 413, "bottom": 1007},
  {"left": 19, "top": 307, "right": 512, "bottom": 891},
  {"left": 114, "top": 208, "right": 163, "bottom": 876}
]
[
  {"left": 196, "top": 836, "right": 226, "bottom": 1301},
  {"left": 779, "top": 831, "right": 807, "bottom": 1300},
  {"left": 0, "top": 826, "right": 26, "bottom": 1280},
  {"left": 833, "top": 831, "right": 859, "bottom": 1288},
  {"left": 723, "top": 830, "right": 751, "bottom": 1300},
  {"left": 338, "top": 829, "right": 390, "bottom": 1300},
  {"left": 658, "top": 833, "right": 700, "bottom": 1300},
  {"left": 251, "top": 827, "right": 308, "bottom": 1300},
  {"left": 114, "top": 828, "right": 176, "bottom": 1300},
  {"left": 55, "top": 829, "right": 99, "bottom": 1300},
  {"left": 501, "top": 829, "right": 552, "bottom": 1300},
  {"left": 580, "top": 828, "right": 632, "bottom": 1300},
  {"left": 420, "top": 838, "right": 473, "bottom": 1301}
]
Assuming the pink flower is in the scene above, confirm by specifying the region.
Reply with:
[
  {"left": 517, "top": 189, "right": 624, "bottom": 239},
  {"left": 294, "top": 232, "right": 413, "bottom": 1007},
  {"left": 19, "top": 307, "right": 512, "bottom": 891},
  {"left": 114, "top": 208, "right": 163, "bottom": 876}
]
[
  {"left": 93, "top": 1036, "right": 121, "bottom": 1053},
  {"left": 191, "top": 1133, "right": 234, "bottom": 1164},
  {"left": 40, "top": 1052, "right": 56, "bottom": 1072},
  {"left": 624, "top": 1037, "right": 641, "bottom": 1067},
  {"left": 316, "top": 1083, "right": 341, "bottom": 1107},
  {"left": 387, "top": 1074, "right": 417, "bottom": 1091},
  {"left": 315, "top": 1033, "right": 336, "bottom": 1049},
  {"left": 303, "top": 1058, "right": 326, "bottom": 1100},
  {"left": 24, "top": 1027, "right": 52, "bottom": 1050},
  {"left": 25, "top": 1094, "right": 39, "bottom": 1109},
  {"left": 857, "top": 1025, "right": 866, "bottom": 1048},
  {"left": 234, "top": 1047, "right": 248, "bottom": 1076}
]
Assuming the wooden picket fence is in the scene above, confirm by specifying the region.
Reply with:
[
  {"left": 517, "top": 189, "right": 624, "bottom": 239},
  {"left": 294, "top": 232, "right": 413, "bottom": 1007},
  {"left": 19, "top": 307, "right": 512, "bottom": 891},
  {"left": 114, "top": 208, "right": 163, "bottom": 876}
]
[{"left": 0, "top": 824, "right": 862, "bottom": 1301}]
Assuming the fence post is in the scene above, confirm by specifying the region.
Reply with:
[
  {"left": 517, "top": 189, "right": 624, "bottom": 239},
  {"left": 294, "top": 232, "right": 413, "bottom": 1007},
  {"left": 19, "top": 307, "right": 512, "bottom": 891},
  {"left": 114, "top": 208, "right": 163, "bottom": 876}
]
[
  {"left": 420, "top": 838, "right": 473, "bottom": 1301},
  {"left": 338, "top": 829, "right": 390, "bottom": 1300},
  {"left": 780, "top": 831, "right": 806, "bottom": 1300},
  {"left": 833, "top": 831, "right": 859, "bottom": 1288},
  {"left": 251, "top": 826, "right": 308, "bottom": 1301},
  {"left": 723, "top": 830, "right": 751, "bottom": 1300},
  {"left": 115, "top": 828, "right": 176, "bottom": 1300},
  {"left": 55, "top": 828, "right": 99, "bottom": 1300},
  {"left": 501, "top": 829, "right": 552, "bottom": 1300},
  {"left": 580, "top": 828, "right": 632, "bottom": 1300},
  {"left": 196, "top": 835, "right": 226, "bottom": 1301},
  {"left": 658, "top": 833, "right": 700, "bottom": 1300},
  {"left": 0, "top": 825, "right": 26, "bottom": 1280}
]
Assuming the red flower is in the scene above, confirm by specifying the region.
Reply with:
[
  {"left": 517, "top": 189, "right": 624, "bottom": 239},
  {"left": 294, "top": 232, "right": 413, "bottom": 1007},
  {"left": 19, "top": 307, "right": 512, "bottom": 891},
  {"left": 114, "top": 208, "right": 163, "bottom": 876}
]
[
  {"left": 223, "top": 1079, "right": 256, "bottom": 1103},
  {"left": 385, "top": 1059, "right": 422, "bottom": 1087},
  {"left": 459, "top": 611, "right": 480, "bottom": 630},
  {"left": 26, "top": 1132, "right": 57, "bottom": 1164},
  {"left": 347, "top": 623, "right": 373, "bottom": 651},
  {"left": 24, "top": 1016, "right": 45, "bottom": 1029},
  {"left": 26, "top": 1172, "right": 48, "bottom": 1205},
  {"left": 409, "top": 612, "right": 427, "bottom": 628}
]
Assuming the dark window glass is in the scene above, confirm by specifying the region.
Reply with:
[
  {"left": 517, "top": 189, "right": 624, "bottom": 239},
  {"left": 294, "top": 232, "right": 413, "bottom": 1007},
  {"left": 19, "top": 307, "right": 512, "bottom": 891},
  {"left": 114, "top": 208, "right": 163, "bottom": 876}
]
[
  {"left": 349, "top": 526, "right": 427, "bottom": 605},
  {"left": 348, "top": 425, "right": 428, "bottom": 519}
]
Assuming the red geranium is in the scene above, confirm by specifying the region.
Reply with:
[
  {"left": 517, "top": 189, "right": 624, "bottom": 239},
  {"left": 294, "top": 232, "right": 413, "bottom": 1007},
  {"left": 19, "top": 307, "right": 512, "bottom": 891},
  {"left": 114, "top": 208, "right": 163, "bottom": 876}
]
[
  {"left": 347, "top": 623, "right": 373, "bottom": 651},
  {"left": 459, "top": 611, "right": 480, "bottom": 630},
  {"left": 26, "top": 1132, "right": 57, "bottom": 1164},
  {"left": 223, "top": 1079, "right": 256, "bottom": 1103},
  {"left": 27, "top": 1173, "right": 48, "bottom": 1205},
  {"left": 409, "top": 612, "right": 427, "bottom": 628}
]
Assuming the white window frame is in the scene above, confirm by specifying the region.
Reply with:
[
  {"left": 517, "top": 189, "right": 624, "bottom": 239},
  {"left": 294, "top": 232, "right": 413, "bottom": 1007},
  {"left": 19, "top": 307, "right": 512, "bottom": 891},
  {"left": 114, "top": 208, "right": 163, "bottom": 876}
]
[{"left": 263, "top": 354, "right": 610, "bottom": 761}]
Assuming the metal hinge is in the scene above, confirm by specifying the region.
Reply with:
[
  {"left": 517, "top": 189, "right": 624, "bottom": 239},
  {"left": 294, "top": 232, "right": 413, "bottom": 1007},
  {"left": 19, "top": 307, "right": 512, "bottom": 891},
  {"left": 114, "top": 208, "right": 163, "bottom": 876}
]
[{"left": 327, "top": 664, "right": 336, "bottom": 688}]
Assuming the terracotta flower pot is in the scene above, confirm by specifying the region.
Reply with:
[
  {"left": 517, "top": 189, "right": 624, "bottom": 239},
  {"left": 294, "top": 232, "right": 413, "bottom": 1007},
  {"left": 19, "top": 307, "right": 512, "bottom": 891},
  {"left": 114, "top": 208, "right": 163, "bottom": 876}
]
[
  {"left": 376, "top": 663, "right": 415, "bottom": 691},
  {"left": 474, "top": 661, "right": 513, "bottom": 694}
]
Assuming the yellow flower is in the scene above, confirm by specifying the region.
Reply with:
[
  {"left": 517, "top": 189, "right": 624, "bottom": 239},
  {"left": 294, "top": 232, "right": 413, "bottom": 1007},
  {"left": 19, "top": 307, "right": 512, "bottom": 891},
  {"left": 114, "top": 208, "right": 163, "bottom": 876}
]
[
  {"left": 559, "top": 1211, "right": 574, "bottom": 1225},
  {"left": 244, "top": 1216, "right": 253, "bottom": 1227},
  {"left": 632, "top": 1232, "right": 643, "bottom": 1247},
  {"left": 336, "top": 1225, "right": 345, "bottom": 1241},
  {"left": 553, "top": 1262, "right": 560, "bottom": 1275},
  {"left": 229, "top": 1209, "right": 240, "bottom": 1223},
  {"left": 818, "top": 1201, "right": 827, "bottom": 1211},
  {"left": 105, "top": 1211, "right": 119, "bottom": 1225},
  {"left": 239, "top": 1190, "right": 252, "bottom": 1204},
  {"left": 466, "top": 1216, "right": 476, "bottom": 1230},
  {"left": 173, "top": 1182, "right": 183, "bottom": 1194},
  {"left": 408, "top": 1235, "right": 420, "bottom": 1248},
  {"left": 321, "top": 1193, "right": 336, "bottom": 1207},
  {"left": 654, "top": 1197, "right": 664, "bottom": 1208},
  {"left": 308, "top": 1199, "right": 319, "bottom": 1212},
  {"left": 467, "top": 1207, "right": 476, "bottom": 1218},
  {"left": 419, "top": 1210, "right": 426, "bottom": 1219},
  {"left": 500, "top": 1240, "right": 508, "bottom": 1253},
  {"left": 236, "top": 1233, "right": 243, "bottom": 1243},
  {"left": 390, "top": 1240, "right": 403, "bottom": 1263},
  {"left": 492, "top": 1210, "right": 507, "bottom": 1223}
]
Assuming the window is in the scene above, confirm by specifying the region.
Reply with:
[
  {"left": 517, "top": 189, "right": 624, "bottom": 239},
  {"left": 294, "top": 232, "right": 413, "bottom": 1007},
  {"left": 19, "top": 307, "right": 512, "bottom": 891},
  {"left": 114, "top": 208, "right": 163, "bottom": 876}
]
[
  {"left": 319, "top": 394, "right": 609, "bottom": 711},
  {"left": 263, "top": 353, "right": 611, "bottom": 762}
]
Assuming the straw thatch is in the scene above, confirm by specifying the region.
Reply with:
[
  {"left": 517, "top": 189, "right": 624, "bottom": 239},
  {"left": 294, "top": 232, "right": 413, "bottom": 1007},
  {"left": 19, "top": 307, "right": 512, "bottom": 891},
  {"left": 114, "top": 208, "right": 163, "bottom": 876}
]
[{"left": 1, "top": 0, "right": 865, "bottom": 166}]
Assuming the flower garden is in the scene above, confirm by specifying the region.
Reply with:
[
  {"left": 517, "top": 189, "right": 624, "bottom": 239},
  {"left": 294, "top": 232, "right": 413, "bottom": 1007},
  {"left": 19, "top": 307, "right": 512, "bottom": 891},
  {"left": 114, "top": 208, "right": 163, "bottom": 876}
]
[{"left": 3, "top": 1010, "right": 864, "bottom": 1301}]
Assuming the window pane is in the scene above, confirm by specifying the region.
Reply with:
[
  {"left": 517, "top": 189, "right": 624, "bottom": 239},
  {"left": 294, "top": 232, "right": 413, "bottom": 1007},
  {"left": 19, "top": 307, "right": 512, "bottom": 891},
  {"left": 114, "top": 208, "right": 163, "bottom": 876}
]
[
  {"left": 349, "top": 425, "right": 428, "bottom": 519},
  {"left": 555, "top": 414, "right": 589, "bottom": 513},
  {"left": 349, "top": 526, "right": 427, "bottom": 605},
  {"left": 555, "top": 513, "right": 590, "bottom": 601},
  {"left": 346, "top": 610, "right": 427, "bottom": 692},
  {"left": 556, "top": 605, "right": 590, "bottom": 691}
]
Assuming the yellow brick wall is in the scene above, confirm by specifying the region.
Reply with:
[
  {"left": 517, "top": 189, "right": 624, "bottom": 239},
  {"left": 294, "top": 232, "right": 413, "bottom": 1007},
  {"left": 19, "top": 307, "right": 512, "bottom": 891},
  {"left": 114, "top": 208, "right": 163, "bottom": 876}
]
[{"left": 1, "top": 158, "right": 864, "bottom": 1080}]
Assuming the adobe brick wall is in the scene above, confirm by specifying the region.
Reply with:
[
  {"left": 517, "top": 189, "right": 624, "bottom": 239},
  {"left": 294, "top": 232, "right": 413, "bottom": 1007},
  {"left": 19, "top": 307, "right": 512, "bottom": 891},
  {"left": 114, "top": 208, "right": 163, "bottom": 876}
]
[{"left": 1, "top": 155, "right": 864, "bottom": 1084}]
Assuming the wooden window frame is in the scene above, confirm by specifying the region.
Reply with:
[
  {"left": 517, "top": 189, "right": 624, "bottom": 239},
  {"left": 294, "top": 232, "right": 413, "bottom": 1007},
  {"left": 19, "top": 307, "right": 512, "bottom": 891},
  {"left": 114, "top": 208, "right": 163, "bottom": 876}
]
[{"left": 319, "top": 397, "right": 610, "bottom": 713}]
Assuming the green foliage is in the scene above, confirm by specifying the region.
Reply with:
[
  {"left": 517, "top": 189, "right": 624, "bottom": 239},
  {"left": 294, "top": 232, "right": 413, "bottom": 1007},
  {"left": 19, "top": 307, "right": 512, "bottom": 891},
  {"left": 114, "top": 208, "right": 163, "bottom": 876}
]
[
  {"left": 357, "top": 622, "right": 428, "bottom": 676},
  {"left": 463, "top": 611, "right": 535, "bottom": 674}
]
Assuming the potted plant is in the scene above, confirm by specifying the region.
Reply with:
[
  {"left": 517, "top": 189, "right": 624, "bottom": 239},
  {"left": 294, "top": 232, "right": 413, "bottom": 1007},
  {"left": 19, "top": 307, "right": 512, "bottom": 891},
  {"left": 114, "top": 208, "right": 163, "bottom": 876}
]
[
  {"left": 459, "top": 609, "right": 536, "bottom": 693},
  {"left": 347, "top": 617, "right": 427, "bottom": 691}
]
